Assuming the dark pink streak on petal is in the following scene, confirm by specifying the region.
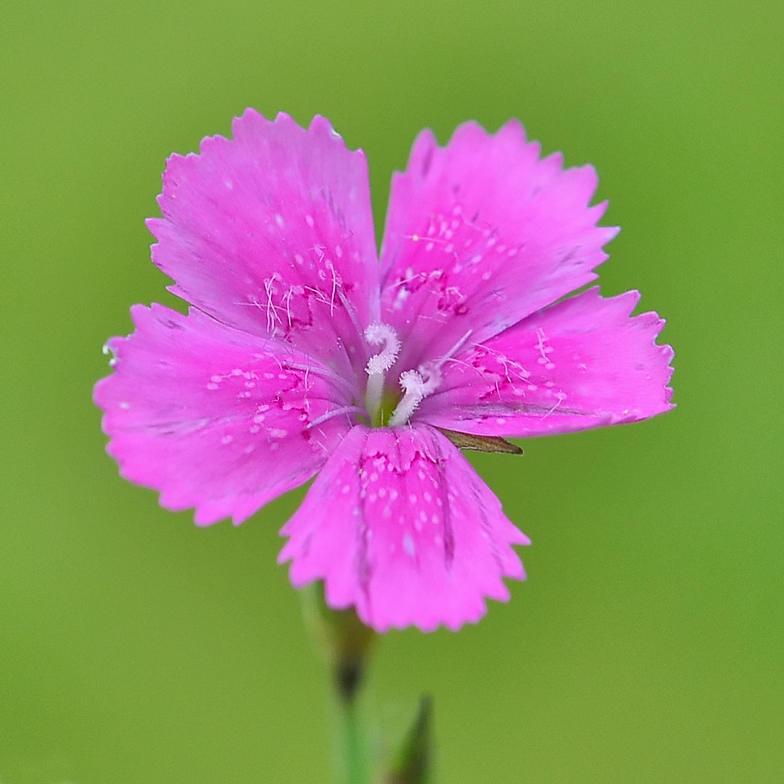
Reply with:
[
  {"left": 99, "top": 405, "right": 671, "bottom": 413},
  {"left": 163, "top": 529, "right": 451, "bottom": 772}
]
[
  {"left": 418, "top": 288, "right": 674, "bottom": 437},
  {"left": 94, "top": 304, "right": 355, "bottom": 525},
  {"left": 148, "top": 110, "right": 379, "bottom": 377},
  {"left": 379, "top": 120, "right": 616, "bottom": 371},
  {"left": 278, "top": 424, "right": 529, "bottom": 632}
]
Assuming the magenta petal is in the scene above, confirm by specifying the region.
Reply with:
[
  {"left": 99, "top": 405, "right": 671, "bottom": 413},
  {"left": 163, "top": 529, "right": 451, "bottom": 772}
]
[
  {"left": 419, "top": 287, "right": 674, "bottom": 437},
  {"left": 148, "top": 110, "right": 379, "bottom": 376},
  {"left": 379, "top": 120, "right": 616, "bottom": 370},
  {"left": 278, "top": 424, "right": 529, "bottom": 632},
  {"left": 94, "top": 304, "right": 355, "bottom": 525}
]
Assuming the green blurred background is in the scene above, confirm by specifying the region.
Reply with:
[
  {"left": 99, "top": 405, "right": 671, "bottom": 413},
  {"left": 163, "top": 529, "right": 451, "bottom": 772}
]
[{"left": 2, "top": 0, "right": 782, "bottom": 781}]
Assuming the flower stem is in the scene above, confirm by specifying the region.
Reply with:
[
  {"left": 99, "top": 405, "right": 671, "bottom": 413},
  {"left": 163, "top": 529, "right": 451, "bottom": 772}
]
[
  {"left": 336, "top": 687, "right": 371, "bottom": 784},
  {"left": 301, "top": 583, "right": 377, "bottom": 784}
]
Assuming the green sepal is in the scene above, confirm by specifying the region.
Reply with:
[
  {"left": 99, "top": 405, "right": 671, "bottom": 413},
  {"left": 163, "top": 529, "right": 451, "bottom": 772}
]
[
  {"left": 436, "top": 427, "right": 523, "bottom": 454},
  {"left": 301, "top": 581, "right": 377, "bottom": 704}
]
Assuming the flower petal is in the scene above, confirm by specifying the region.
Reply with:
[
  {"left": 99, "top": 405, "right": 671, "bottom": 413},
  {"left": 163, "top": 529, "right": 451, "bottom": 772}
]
[
  {"left": 379, "top": 120, "right": 616, "bottom": 370},
  {"left": 278, "top": 424, "right": 529, "bottom": 632},
  {"left": 148, "top": 110, "right": 379, "bottom": 377},
  {"left": 94, "top": 304, "right": 356, "bottom": 525},
  {"left": 418, "top": 288, "right": 674, "bottom": 437}
]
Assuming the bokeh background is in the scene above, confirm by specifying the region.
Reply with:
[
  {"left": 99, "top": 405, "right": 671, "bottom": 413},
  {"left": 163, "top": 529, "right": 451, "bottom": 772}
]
[{"left": 2, "top": 0, "right": 782, "bottom": 781}]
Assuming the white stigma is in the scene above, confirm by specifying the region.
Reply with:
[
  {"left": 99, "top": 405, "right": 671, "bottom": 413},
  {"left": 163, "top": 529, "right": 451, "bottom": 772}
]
[
  {"left": 364, "top": 322, "right": 401, "bottom": 422},
  {"left": 365, "top": 323, "right": 401, "bottom": 375},
  {"left": 388, "top": 364, "right": 442, "bottom": 427}
]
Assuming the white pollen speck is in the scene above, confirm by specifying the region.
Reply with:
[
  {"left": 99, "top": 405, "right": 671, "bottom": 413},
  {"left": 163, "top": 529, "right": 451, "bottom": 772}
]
[
  {"left": 444, "top": 229, "right": 453, "bottom": 240},
  {"left": 409, "top": 494, "right": 417, "bottom": 504},
  {"left": 253, "top": 414, "right": 265, "bottom": 424},
  {"left": 119, "top": 402, "right": 130, "bottom": 409},
  {"left": 432, "top": 514, "right": 439, "bottom": 525},
  {"left": 545, "top": 362, "right": 556, "bottom": 370},
  {"left": 370, "top": 472, "right": 379, "bottom": 483},
  {"left": 264, "top": 372, "right": 275, "bottom": 379},
  {"left": 418, "top": 470, "right": 426, "bottom": 480},
  {"left": 244, "top": 381, "right": 255, "bottom": 388},
  {"left": 423, "top": 491, "right": 432, "bottom": 503},
  {"left": 528, "top": 384, "right": 538, "bottom": 391},
  {"left": 249, "top": 425, "right": 260, "bottom": 434},
  {"left": 390, "top": 489, "right": 399, "bottom": 502},
  {"left": 379, "top": 488, "right": 387, "bottom": 497},
  {"left": 270, "top": 428, "right": 288, "bottom": 438},
  {"left": 420, "top": 510, "right": 428, "bottom": 522},
  {"left": 335, "top": 245, "right": 343, "bottom": 258},
  {"left": 305, "top": 214, "right": 314, "bottom": 227},
  {"left": 231, "top": 368, "right": 242, "bottom": 376},
  {"left": 221, "top": 435, "right": 233, "bottom": 445},
  {"left": 244, "top": 445, "right": 255, "bottom": 454},
  {"left": 270, "top": 443, "right": 279, "bottom": 451},
  {"left": 238, "top": 391, "right": 251, "bottom": 398},
  {"left": 496, "top": 417, "right": 506, "bottom": 424},
  {"left": 403, "top": 534, "right": 416, "bottom": 557},
  {"left": 482, "top": 271, "right": 492, "bottom": 280},
  {"left": 426, "top": 242, "right": 434, "bottom": 252},
  {"left": 210, "top": 375, "right": 222, "bottom": 383},
  {"left": 383, "top": 506, "right": 392, "bottom": 519},
  {"left": 342, "top": 484, "right": 351, "bottom": 494}
]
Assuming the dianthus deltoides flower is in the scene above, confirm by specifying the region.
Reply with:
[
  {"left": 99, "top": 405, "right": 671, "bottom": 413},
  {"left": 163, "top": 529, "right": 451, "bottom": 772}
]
[{"left": 95, "top": 110, "right": 673, "bottom": 632}]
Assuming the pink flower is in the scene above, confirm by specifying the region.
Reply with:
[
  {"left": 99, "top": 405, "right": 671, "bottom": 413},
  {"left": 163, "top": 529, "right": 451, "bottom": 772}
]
[{"left": 95, "top": 110, "right": 674, "bottom": 632}]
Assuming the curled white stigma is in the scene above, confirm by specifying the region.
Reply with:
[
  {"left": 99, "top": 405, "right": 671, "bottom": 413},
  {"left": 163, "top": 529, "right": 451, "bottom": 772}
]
[
  {"left": 388, "top": 364, "right": 442, "bottom": 427},
  {"left": 364, "top": 322, "right": 401, "bottom": 421}
]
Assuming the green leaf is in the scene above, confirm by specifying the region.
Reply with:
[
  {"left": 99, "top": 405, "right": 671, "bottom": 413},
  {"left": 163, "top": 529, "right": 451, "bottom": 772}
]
[{"left": 383, "top": 695, "right": 434, "bottom": 784}]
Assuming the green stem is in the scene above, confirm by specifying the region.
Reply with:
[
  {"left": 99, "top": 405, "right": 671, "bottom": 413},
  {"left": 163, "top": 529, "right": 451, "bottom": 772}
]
[
  {"left": 336, "top": 689, "right": 371, "bottom": 784},
  {"left": 301, "top": 583, "right": 377, "bottom": 784}
]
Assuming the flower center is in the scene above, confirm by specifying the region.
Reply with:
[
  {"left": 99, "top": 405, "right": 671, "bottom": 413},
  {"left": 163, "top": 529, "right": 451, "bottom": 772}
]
[
  {"left": 364, "top": 322, "right": 451, "bottom": 427},
  {"left": 363, "top": 323, "right": 473, "bottom": 427}
]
